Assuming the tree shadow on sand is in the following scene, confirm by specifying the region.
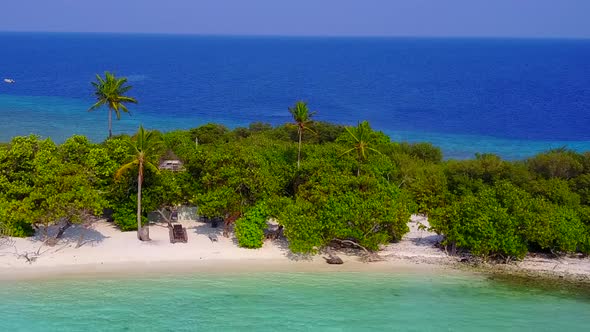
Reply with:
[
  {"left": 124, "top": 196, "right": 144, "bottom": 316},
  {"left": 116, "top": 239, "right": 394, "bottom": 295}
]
[
  {"left": 0, "top": 221, "right": 110, "bottom": 264},
  {"left": 193, "top": 222, "right": 225, "bottom": 241},
  {"left": 409, "top": 234, "right": 443, "bottom": 248},
  {"left": 33, "top": 222, "right": 110, "bottom": 249}
]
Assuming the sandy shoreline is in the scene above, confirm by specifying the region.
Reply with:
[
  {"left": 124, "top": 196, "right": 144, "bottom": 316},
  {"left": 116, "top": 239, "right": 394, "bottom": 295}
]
[
  {"left": 0, "top": 259, "right": 454, "bottom": 282},
  {"left": 1, "top": 215, "right": 589, "bottom": 283}
]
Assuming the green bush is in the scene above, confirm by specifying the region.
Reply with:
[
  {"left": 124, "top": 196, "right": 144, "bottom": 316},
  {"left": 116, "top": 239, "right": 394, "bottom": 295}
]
[
  {"left": 189, "top": 123, "right": 231, "bottom": 145},
  {"left": 445, "top": 154, "right": 512, "bottom": 194},
  {"left": 521, "top": 200, "right": 588, "bottom": 254},
  {"left": 393, "top": 157, "right": 447, "bottom": 213},
  {"left": 1, "top": 220, "right": 35, "bottom": 237},
  {"left": 279, "top": 170, "right": 411, "bottom": 253},
  {"left": 527, "top": 149, "right": 583, "bottom": 179},
  {"left": 112, "top": 204, "right": 146, "bottom": 231},
  {"left": 529, "top": 178, "right": 580, "bottom": 208},
  {"left": 430, "top": 187, "right": 528, "bottom": 260},
  {"left": 572, "top": 173, "right": 590, "bottom": 205},
  {"left": 431, "top": 181, "right": 590, "bottom": 259},
  {"left": 393, "top": 142, "right": 443, "bottom": 163},
  {"left": 235, "top": 202, "right": 270, "bottom": 248}
]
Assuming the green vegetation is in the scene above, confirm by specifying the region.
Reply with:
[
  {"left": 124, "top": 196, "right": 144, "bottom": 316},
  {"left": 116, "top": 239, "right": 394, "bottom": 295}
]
[
  {"left": 88, "top": 72, "right": 138, "bottom": 138},
  {"left": 428, "top": 151, "right": 590, "bottom": 260},
  {"left": 115, "top": 126, "right": 164, "bottom": 241},
  {"left": 0, "top": 135, "right": 106, "bottom": 239},
  {"left": 235, "top": 202, "right": 271, "bottom": 248},
  {"left": 339, "top": 121, "right": 386, "bottom": 176},
  {"left": 288, "top": 101, "right": 315, "bottom": 169},
  {"left": 1, "top": 111, "right": 589, "bottom": 259}
]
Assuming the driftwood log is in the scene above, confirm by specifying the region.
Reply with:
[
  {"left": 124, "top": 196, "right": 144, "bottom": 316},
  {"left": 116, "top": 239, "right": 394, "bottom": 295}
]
[
  {"left": 324, "top": 254, "right": 344, "bottom": 265},
  {"left": 331, "top": 239, "right": 384, "bottom": 262}
]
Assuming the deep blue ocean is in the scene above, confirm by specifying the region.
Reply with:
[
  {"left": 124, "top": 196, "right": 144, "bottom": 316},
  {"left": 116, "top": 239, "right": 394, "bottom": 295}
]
[{"left": 1, "top": 32, "right": 589, "bottom": 159}]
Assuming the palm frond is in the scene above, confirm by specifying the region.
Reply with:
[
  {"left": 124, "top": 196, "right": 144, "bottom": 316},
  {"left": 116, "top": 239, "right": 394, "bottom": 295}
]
[
  {"left": 344, "top": 126, "right": 360, "bottom": 142},
  {"left": 367, "top": 147, "right": 383, "bottom": 155},
  {"left": 88, "top": 100, "right": 106, "bottom": 112},
  {"left": 118, "top": 96, "right": 138, "bottom": 104},
  {"left": 304, "top": 126, "right": 318, "bottom": 136},
  {"left": 144, "top": 161, "right": 160, "bottom": 175},
  {"left": 115, "top": 160, "right": 138, "bottom": 179},
  {"left": 339, "top": 147, "right": 357, "bottom": 157},
  {"left": 89, "top": 72, "right": 137, "bottom": 118},
  {"left": 119, "top": 103, "right": 131, "bottom": 116}
]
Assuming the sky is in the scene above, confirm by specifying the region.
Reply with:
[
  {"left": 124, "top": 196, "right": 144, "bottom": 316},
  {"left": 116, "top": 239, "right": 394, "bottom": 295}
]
[{"left": 1, "top": 0, "right": 589, "bottom": 38}]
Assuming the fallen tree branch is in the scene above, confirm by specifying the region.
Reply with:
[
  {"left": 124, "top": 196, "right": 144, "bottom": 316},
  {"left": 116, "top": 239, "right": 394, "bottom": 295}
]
[
  {"left": 155, "top": 207, "right": 174, "bottom": 228},
  {"left": 13, "top": 244, "right": 45, "bottom": 264},
  {"left": 332, "top": 239, "right": 371, "bottom": 254},
  {"left": 331, "top": 239, "right": 384, "bottom": 262}
]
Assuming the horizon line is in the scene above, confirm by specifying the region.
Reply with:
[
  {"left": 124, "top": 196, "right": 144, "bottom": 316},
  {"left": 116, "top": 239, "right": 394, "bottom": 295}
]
[{"left": 1, "top": 30, "right": 589, "bottom": 41}]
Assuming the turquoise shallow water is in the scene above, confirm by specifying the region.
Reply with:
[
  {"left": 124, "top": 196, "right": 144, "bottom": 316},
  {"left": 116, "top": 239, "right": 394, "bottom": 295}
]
[
  {"left": 0, "top": 272, "right": 588, "bottom": 331},
  {"left": 2, "top": 94, "right": 589, "bottom": 160}
]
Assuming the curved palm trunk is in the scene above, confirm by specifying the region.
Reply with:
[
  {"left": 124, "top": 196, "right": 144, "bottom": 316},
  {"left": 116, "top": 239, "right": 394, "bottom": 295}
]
[
  {"left": 108, "top": 108, "right": 113, "bottom": 138},
  {"left": 297, "top": 127, "right": 302, "bottom": 169}
]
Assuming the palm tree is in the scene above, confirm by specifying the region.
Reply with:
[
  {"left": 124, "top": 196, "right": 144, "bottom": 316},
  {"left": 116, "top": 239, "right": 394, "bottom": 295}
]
[
  {"left": 340, "top": 121, "right": 383, "bottom": 175},
  {"left": 288, "top": 101, "right": 316, "bottom": 168},
  {"left": 116, "top": 126, "right": 163, "bottom": 241},
  {"left": 89, "top": 72, "right": 138, "bottom": 138}
]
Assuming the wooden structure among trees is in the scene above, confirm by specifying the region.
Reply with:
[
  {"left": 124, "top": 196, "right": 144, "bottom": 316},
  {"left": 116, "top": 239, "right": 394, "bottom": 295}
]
[
  {"left": 159, "top": 159, "right": 183, "bottom": 171},
  {"left": 158, "top": 151, "right": 184, "bottom": 171}
]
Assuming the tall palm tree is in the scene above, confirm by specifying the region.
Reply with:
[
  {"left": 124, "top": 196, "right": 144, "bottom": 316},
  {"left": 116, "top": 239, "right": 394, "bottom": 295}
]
[
  {"left": 116, "top": 126, "right": 163, "bottom": 241},
  {"left": 340, "top": 121, "right": 383, "bottom": 175},
  {"left": 288, "top": 101, "right": 316, "bottom": 168},
  {"left": 89, "top": 72, "right": 138, "bottom": 138}
]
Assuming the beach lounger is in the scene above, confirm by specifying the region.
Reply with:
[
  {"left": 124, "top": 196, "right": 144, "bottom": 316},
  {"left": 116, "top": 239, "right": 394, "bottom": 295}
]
[{"left": 169, "top": 224, "right": 188, "bottom": 243}]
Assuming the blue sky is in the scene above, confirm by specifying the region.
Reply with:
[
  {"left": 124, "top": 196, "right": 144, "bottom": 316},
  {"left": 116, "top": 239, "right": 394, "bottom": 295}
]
[{"left": 1, "top": 0, "right": 589, "bottom": 38}]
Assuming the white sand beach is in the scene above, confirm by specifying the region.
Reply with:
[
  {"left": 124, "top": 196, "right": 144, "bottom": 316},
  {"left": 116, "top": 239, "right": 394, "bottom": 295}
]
[{"left": 1, "top": 215, "right": 589, "bottom": 282}]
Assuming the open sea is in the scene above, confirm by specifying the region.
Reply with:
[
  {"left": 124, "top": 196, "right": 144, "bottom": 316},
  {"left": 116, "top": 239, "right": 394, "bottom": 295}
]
[
  {"left": 0, "top": 272, "right": 589, "bottom": 331},
  {"left": 3, "top": 33, "right": 590, "bottom": 330},
  {"left": 1, "top": 32, "right": 590, "bottom": 158}
]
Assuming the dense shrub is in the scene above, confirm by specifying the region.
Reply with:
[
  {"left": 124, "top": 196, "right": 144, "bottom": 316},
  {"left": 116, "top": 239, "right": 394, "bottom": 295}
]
[
  {"left": 1, "top": 220, "right": 35, "bottom": 237},
  {"left": 572, "top": 173, "right": 590, "bottom": 205},
  {"left": 279, "top": 168, "right": 411, "bottom": 253},
  {"left": 189, "top": 123, "right": 231, "bottom": 145},
  {"left": 393, "top": 142, "right": 443, "bottom": 163},
  {"left": 523, "top": 202, "right": 587, "bottom": 253},
  {"left": 528, "top": 178, "right": 580, "bottom": 208},
  {"left": 527, "top": 149, "right": 584, "bottom": 179},
  {"left": 445, "top": 154, "right": 512, "bottom": 194},
  {"left": 392, "top": 155, "right": 448, "bottom": 213},
  {"left": 430, "top": 185, "right": 528, "bottom": 259},
  {"left": 0, "top": 135, "right": 105, "bottom": 236},
  {"left": 112, "top": 204, "right": 147, "bottom": 231},
  {"left": 431, "top": 181, "right": 590, "bottom": 260},
  {"left": 235, "top": 202, "right": 270, "bottom": 249}
]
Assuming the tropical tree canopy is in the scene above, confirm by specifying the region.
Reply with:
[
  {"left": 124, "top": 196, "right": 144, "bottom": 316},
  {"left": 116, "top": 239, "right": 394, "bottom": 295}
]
[
  {"left": 115, "top": 126, "right": 163, "bottom": 241},
  {"left": 1, "top": 118, "right": 589, "bottom": 260},
  {"left": 89, "top": 71, "right": 138, "bottom": 138},
  {"left": 288, "top": 101, "right": 316, "bottom": 168},
  {"left": 338, "top": 121, "right": 387, "bottom": 175}
]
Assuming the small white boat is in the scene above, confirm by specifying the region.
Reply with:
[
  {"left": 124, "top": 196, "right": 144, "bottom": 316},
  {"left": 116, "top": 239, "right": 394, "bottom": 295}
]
[{"left": 3, "top": 78, "right": 15, "bottom": 84}]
